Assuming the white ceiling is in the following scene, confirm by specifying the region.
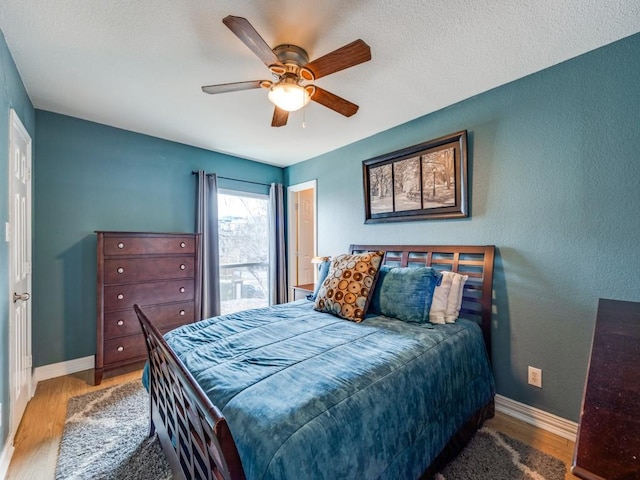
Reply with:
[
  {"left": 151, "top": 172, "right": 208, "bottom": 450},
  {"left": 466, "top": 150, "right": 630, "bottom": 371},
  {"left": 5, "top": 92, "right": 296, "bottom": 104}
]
[{"left": 1, "top": 1, "right": 639, "bottom": 167}]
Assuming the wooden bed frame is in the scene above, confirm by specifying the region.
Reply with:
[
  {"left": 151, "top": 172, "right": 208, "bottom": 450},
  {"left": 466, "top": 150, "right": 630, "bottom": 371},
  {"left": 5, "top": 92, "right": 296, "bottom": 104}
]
[{"left": 135, "top": 244, "right": 496, "bottom": 480}]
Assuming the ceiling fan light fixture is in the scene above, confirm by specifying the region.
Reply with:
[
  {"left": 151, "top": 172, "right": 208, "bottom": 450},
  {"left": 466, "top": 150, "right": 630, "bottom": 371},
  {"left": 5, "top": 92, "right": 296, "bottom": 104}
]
[
  {"left": 205, "top": 16, "right": 371, "bottom": 126},
  {"left": 268, "top": 82, "right": 311, "bottom": 112}
]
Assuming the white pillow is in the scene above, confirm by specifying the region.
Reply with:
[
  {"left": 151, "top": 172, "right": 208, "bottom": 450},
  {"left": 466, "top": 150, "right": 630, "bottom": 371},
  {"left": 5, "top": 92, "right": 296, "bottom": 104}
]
[
  {"left": 444, "top": 272, "right": 469, "bottom": 323},
  {"left": 429, "top": 272, "right": 453, "bottom": 324}
]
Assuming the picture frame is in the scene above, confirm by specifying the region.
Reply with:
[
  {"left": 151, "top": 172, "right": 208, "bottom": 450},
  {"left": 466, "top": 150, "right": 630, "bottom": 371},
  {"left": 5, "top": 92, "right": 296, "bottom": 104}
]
[{"left": 363, "top": 130, "right": 468, "bottom": 223}]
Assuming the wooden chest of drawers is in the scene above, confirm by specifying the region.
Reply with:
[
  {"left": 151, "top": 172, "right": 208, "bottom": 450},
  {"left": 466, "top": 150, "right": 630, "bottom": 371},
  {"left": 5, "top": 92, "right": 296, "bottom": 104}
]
[{"left": 95, "top": 231, "right": 201, "bottom": 384}]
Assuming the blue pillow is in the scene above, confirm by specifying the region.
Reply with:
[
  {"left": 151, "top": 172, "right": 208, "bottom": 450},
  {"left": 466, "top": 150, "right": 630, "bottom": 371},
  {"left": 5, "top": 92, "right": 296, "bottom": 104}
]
[
  {"left": 309, "top": 259, "right": 332, "bottom": 301},
  {"left": 369, "top": 266, "right": 442, "bottom": 323}
]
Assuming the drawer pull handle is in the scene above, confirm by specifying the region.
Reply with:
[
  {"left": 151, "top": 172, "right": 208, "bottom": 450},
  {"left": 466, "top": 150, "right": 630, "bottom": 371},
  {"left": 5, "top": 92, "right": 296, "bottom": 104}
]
[
  {"left": 117, "top": 242, "right": 125, "bottom": 249},
  {"left": 179, "top": 287, "right": 185, "bottom": 293},
  {"left": 179, "top": 310, "right": 185, "bottom": 316},
  {"left": 117, "top": 294, "right": 124, "bottom": 300},
  {"left": 117, "top": 346, "right": 124, "bottom": 352},
  {"left": 117, "top": 267, "right": 124, "bottom": 274},
  {"left": 117, "top": 320, "right": 124, "bottom": 326},
  {"left": 180, "top": 264, "right": 186, "bottom": 270},
  {"left": 180, "top": 242, "right": 186, "bottom": 248}
]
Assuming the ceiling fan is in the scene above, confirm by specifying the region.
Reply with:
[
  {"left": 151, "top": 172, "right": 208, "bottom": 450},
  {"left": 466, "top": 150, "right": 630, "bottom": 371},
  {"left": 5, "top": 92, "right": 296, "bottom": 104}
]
[{"left": 201, "top": 15, "right": 371, "bottom": 127}]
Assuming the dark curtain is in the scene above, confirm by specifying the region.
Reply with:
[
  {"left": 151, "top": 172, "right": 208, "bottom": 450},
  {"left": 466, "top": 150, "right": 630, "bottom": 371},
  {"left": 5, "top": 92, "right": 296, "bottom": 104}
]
[
  {"left": 196, "top": 170, "right": 221, "bottom": 318},
  {"left": 269, "top": 183, "right": 287, "bottom": 305}
]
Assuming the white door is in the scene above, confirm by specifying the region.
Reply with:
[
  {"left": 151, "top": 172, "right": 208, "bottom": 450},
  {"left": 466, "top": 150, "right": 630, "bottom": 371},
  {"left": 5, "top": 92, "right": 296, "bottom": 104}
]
[
  {"left": 297, "top": 189, "right": 315, "bottom": 285},
  {"left": 287, "top": 181, "right": 317, "bottom": 296},
  {"left": 8, "top": 109, "right": 33, "bottom": 436}
]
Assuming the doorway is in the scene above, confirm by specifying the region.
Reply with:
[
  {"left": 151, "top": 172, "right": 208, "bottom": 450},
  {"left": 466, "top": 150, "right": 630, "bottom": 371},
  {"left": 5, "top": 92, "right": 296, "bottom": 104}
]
[
  {"left": 7, "top": 109, "right": 33, "bottom": 440},
  {"left": 287, "top": 180, "right": 317, "bottom": 299}
]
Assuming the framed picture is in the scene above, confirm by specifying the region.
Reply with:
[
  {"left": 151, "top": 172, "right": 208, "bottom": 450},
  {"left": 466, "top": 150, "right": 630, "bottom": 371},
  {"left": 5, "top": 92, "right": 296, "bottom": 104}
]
[{"left": 363, "top": 130, "right": 468, "bottom": 223}]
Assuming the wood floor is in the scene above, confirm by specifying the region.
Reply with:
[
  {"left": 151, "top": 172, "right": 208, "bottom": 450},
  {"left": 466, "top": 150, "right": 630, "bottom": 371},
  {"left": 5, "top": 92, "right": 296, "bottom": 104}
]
[{"left": 6, "top": 368, "right": 579, "bottom": 479}]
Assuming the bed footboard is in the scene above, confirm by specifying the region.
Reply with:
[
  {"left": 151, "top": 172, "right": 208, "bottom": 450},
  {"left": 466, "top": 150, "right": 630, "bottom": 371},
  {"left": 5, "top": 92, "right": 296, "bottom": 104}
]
[{"left": 135, "top": 304, "right": 246, "bottom": 480}]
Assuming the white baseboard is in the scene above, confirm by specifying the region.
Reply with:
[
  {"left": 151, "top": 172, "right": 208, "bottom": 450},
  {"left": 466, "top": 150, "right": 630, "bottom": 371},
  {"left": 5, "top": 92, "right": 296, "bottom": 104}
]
[
  {"left": 0, "top": 434, "right": 15, "bottom": 480},
  {"left": 32, "top": 355, "right": 95, "bottom": 383},
  {"left": 495, "top": 394, "right": 578, "bottom": 441}
]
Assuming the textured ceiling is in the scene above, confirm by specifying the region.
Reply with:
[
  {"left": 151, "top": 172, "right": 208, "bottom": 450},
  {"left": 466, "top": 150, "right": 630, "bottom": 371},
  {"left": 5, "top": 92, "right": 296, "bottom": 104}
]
[{"left": 1, "top": 1, "right": 639, "bottom": 167}]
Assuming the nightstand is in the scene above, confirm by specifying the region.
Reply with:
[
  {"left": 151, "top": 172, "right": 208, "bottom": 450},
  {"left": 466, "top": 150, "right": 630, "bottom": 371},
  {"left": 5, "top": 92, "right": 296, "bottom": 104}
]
[{"left": 292, "top": 283, "right": 314, "bottom": 301}]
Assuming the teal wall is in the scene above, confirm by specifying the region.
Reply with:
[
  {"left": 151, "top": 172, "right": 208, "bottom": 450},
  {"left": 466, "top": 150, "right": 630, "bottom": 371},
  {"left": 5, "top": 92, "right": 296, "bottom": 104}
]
[
  {"left": 0, "top": 29, "right": 35, "bottom": 453},
  {"left": 33, "top": 111, "right": 283, "bottom": 367},
  {"left": 285, "top": 33, "right": 640, "bottom": 421}
]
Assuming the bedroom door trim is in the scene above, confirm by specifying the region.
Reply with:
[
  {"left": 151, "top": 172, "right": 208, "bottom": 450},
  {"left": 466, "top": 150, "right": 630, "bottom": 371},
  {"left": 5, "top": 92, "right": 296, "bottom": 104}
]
[
  {"left": 7, "top": 108, "right": 33, "bottom": 443},
  {"left": 287, "top": 180, "right": 317, "bottom": 299}
]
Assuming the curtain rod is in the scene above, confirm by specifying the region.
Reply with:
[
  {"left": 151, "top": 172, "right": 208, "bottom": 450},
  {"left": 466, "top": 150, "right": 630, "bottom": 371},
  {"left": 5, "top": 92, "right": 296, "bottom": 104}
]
[{"left": 191, "top": 171, "right": 272, "bottom": 187}]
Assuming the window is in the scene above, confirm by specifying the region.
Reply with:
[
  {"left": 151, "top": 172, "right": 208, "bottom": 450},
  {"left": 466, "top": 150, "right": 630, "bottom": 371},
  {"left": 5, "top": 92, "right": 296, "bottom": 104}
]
[{"left": 218, "top": 190, "right": 269, "bottom": 315}]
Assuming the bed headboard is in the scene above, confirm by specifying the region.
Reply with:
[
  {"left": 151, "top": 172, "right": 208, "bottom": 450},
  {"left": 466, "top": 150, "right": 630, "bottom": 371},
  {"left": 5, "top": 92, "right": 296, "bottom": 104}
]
[{"left": 349, "top": 244, "right": 495, "bottom": 355}]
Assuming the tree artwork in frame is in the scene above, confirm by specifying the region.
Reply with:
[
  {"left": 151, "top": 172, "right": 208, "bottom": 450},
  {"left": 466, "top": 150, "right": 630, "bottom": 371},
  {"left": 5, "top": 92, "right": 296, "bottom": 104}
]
[{"left": 363, "top": 130, "right": 468, "bottom": 223}]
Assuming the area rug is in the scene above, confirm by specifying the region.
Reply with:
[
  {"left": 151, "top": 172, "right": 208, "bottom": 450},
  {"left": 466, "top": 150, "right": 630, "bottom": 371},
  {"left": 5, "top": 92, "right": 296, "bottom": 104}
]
[
  {"left": 55, "top": 380, "right": 171, "bottom": 480},
  {"left": 434, "top": 427, "right": 567, "bottom": 480},
  {"left": 56, "top": 381, "right": 566, "bottom": 479}
]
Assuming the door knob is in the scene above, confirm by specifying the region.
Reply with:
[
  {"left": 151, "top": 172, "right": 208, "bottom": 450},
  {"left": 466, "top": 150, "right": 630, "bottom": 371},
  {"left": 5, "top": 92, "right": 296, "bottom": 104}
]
[{"left": 13, "top": 292, "right": 30, "bottom": 303}]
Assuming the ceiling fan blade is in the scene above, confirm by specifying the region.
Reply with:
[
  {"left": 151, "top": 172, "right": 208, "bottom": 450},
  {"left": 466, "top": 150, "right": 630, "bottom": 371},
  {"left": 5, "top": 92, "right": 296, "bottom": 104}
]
[
  {"left": 303, "top": 39, "right": 371, "bottom": 80},
  {"left": 201, "top": 80, "right": 263, "bottom": 95},
  {"left": 271, "top": 107, "right": 289, "bottom": 127},
  {"left": 223, "top": 15, "right": 283, "bottom": 69},
  {"left": 311, "top": 87, "right": 359, "bottom": 117}
]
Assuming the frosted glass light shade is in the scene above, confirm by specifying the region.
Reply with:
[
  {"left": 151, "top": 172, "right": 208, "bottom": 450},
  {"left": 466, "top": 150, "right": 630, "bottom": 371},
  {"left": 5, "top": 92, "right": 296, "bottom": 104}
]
[{"left": 268, "top": 83, "right": 311, "bottom": 112}]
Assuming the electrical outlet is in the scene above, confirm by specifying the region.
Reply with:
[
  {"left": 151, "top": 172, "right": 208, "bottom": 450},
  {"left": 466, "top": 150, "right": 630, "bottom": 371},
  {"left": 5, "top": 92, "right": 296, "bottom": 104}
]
[{"left": 528, "top": 366, "right": 542, "bottom": 388}]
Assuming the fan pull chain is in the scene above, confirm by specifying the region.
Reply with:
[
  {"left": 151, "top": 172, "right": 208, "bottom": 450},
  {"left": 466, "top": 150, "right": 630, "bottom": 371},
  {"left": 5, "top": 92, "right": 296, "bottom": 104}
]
[{"left": 302, "top": 107, "right": 307, "bottom": 128}]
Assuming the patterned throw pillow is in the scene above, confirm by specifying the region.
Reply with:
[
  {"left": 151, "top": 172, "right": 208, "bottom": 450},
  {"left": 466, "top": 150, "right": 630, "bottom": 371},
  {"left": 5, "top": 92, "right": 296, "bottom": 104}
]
[{"left": 313, "top": 251, "right": 384, "bottom": 322}]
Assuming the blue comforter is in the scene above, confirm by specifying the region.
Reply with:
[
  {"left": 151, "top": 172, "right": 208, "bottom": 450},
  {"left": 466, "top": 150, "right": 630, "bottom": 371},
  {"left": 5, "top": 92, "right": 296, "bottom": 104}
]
[{"left": 152, "top": 300, "right": 494, "bottom": 479}]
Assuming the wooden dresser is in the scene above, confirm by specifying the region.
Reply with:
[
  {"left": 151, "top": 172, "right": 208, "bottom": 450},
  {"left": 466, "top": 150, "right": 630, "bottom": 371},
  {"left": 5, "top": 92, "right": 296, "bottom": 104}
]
[
  {"left": 572, "top": 298, "right": 640, "bottom": 480},
  {"left": 95, "top": 231, "right": 201, "bottom": 384}
]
